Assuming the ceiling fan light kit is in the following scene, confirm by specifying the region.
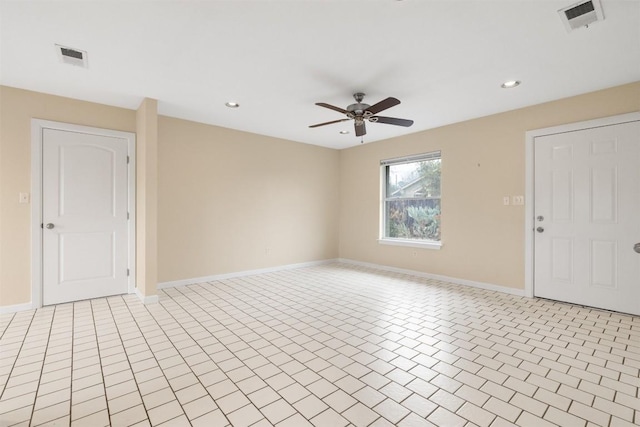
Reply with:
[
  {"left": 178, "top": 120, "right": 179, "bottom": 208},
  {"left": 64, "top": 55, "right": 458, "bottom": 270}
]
[{"left": 309, "top": 93, "right": 414, "bottom": 139}]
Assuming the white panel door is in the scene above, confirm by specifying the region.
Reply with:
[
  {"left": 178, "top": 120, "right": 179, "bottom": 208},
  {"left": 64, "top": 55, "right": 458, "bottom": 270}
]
[
  {"left": 534, "top": 121, "right": 640, "bottom": 314},
  {"left": 43, "top": 128, "right": 129, "bottom": 305}
]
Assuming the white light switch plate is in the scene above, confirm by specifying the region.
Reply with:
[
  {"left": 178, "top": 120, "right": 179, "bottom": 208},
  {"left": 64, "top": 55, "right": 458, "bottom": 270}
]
[{"left": 19, "top": 192, "right": 30, "bottom": 204}]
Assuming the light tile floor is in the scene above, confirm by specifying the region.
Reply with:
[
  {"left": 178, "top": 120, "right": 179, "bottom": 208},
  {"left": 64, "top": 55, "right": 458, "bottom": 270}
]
[{"left": 1, "top": 263, "right": 640, "bottom": 426}]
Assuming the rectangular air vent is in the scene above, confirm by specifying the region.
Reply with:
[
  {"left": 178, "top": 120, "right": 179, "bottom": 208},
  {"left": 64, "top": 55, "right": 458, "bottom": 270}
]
[
  {"left": 558, "top": 0, "right": 604, "bottom": 32},
  {"left": 56, "top": 44, "right": 88, "bottom": 68}
]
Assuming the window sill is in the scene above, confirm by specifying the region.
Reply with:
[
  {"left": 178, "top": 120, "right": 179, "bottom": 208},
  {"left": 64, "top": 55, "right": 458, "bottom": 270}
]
[{"left": 378, "top": 239, "right": 442, "bottom": 250}]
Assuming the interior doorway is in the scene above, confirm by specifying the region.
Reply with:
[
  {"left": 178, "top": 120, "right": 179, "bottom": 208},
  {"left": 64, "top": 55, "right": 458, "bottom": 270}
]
[
  {"left": 31, "top": 120, "right": 136, "bottom": 307},
  {"left": 525, "top": 113, "right": 640, "bottom": 314}
]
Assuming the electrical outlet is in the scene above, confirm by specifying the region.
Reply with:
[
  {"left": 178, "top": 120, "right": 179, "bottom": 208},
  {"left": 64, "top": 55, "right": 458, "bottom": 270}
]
[
  {"left": 412, "top": 251, "right": 418, "bottom": 257},
  {"left": 19, "top": 193, "right": 30, "bottom": 204},
  {"left": 503, "top": 196, "right": 510, "bottom": 206},
  {"left": 512, "top": 195, "right": 524, "bottom": 205}
]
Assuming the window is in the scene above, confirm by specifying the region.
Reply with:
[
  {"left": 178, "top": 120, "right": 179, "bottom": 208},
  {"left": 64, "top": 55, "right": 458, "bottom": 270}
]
[{"left": 381, "top": 151, "right": 441, "bottom": 247}]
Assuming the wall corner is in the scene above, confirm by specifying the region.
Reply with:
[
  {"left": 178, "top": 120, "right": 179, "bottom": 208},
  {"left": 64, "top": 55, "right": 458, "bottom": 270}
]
[{"left": 135, "top": 98, "right": 158, "bottom": 301}]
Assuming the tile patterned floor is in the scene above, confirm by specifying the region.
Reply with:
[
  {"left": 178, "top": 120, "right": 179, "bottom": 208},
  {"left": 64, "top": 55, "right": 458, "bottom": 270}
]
[{"left": 1, "top": 263, "right": 640, "bottom": 426}]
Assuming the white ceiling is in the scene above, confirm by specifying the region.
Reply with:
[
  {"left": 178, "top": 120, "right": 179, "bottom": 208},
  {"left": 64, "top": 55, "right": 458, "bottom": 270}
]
[{"left": 1, "top": 1, "right": 639, "bottom": 149}]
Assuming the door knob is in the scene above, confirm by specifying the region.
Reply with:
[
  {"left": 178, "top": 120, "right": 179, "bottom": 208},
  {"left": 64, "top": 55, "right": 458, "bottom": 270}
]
[
  {"left": 536, "top": 227, "right": 544, "bottom": 233},
  {"left": 45, "top": 223, "right": 54, "bottom": 229},
  {"left": 634, "top": 243, "right": 640, "bottom": 254}
]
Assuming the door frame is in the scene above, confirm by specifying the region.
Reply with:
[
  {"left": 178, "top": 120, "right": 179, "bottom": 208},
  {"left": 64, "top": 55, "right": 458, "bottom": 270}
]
[
  {"left": 524, "top": 111, "right": 640, "bottom": 299},
  {"left": 30, "top": 119, "right": 136, "bottom": 308}
]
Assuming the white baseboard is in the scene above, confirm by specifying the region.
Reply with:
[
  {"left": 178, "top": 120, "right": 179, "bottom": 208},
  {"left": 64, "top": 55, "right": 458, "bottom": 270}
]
[
  {"left": 0, "top": 302, "right": 35, "bottom": 314},
  {"left": 337, "top": 258, "right": 526, "bottom": 297},
  {"left": 0, "top": 260, "right": 524, "bottom": 315},
  {"left": 157, "top": 258, "right": 338, "bottom": 290},
  {"left": 136, "top": 288, "right": 159, "bottom": 304},
  {"left": 156, "top": 257, "right": 525, "bottom": 298}
]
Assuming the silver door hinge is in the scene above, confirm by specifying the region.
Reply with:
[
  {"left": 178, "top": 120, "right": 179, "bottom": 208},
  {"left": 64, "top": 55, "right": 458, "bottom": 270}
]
[
  {"left": 127, "top": 269, "right": 130, "bottom": 276},
  {"left": 127, "top": 156, "right": 130, "bottom": 164},
  {"left": 127, "top": 212, "right": 130, "bottom": 220}
]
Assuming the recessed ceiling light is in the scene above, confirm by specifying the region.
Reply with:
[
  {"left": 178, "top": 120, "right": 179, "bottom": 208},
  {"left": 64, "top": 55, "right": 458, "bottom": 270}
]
[
  {"left": 225, "top": 101, "right": 240, "bottom": 108},
  {"left": 339, "top": 130, "right": 349, "bottom": 135},
  {"left": 501, "top": 80, "right": 521, "bottom": 89}
]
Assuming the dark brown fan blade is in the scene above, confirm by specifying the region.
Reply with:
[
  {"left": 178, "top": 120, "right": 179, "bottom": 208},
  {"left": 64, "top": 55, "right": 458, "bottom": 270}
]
[
  {"left": 372, "top": 116, "right": 414, "bottom": 127},
  {"left": 355, "top": 121, "right": 366, "bottom": 137},
  {"left": 309, "top": 118, "right": 350, "bottom": 128},
  {"left": 366, "top": 97, "right": 400, "bottom": 115},
  {"left": 315, "top": 102, "right": 348, "bottom": 115}
]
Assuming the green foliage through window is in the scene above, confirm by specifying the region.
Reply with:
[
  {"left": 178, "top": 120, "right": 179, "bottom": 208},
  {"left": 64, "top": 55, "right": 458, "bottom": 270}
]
[{"left": 383, "top": 153, "right": 441, "bottom": 242}]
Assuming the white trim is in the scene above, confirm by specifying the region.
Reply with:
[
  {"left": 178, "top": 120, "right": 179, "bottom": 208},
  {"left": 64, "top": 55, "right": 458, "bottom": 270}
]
[
  {"left": 0, "top": 302, "right": 36, "bottom": 314},
  {"left": 127, "top": 131, "right": 137, "bottom": 295},
  {"left": 31, "top": 121, "right": 43, "bottom": 308},
  {"left": 30, "top": 119, "right": 137, "bottom": 308},
  {"left": 338, "top": 258, "right": 526, "bottom": 297},
  {"left": 136, "top": 289, "right": 159, "bottom": 305},
  {"left": 378, "top": 239, "right": 442, "bottom": 250},
  {"left": 380, "top": 151, "right": 441, "bottom": 166},
  {"left": 524, "top": 112, "right": 640, "bottom": 299},
  {"left": 158, "top": 259, "right": 338, "bottom": 289}
]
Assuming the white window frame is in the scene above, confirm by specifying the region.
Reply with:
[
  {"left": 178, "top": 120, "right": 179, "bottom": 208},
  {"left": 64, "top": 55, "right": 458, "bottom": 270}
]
[{"left": 379, "top": 151, "right": 442, "bottom": 250}]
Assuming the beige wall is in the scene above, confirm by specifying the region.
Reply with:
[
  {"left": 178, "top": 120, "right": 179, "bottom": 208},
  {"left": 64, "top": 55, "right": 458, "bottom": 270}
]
[
  {"left": 136, "top": 98, "right": 159, "bottom": 297},
  {"left": 157, "top": 116, "right": 340, "bottom": 282},
  {"left": 339, "top": 82, "right": 640, "bottom": 290},
  {"left": 0, "top": 86, "right": 340, "bottom": 307},
  {"left": 0, "top": 86, "right": 136, "bottom": 307},
  {"left": 1, "top": 82, "right": 637, "bottom": 307}
]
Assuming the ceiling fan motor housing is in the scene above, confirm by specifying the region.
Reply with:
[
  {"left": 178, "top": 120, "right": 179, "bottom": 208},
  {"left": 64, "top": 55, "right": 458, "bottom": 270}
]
[
  {"left": 347, "top": 93, "right": 371, "bottom": 118},
  {"left": 346, "top": 103, "right": 371, "bottom": 117}
]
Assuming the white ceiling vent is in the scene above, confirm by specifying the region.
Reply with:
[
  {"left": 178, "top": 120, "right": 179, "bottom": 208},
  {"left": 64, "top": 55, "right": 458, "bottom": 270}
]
[
  {"left": 55, "top": 44, "right": 88, "bottom": 68},
  {"left": 558, "top": 0, "right": 604, "bottom": 32}
]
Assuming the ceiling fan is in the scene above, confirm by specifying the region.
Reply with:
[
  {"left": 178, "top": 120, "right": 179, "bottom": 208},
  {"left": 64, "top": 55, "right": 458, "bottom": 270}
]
[{"left": 309, "top": 92, "right": 413, "bottom": 137}]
